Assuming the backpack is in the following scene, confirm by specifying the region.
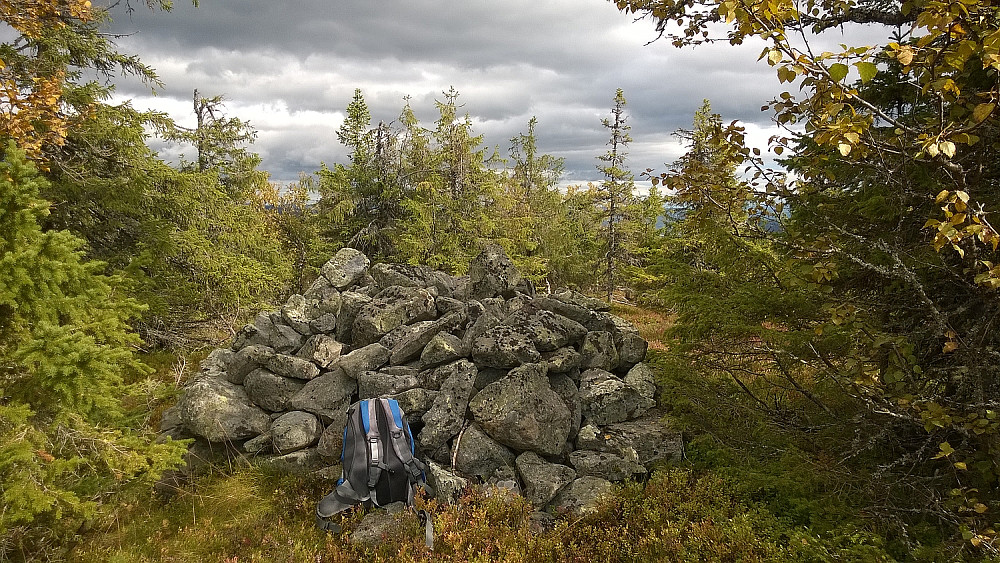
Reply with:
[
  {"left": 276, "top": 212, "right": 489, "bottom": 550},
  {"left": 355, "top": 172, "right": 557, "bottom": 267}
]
[{"left": 316, "top": 398, "right": 433, "bottom": 546}]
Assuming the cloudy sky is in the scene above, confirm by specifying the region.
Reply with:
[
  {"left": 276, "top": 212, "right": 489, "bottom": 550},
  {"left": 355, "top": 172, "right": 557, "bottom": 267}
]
[{"left": 99, "top": 0, "right": 798, "bottom": 185}]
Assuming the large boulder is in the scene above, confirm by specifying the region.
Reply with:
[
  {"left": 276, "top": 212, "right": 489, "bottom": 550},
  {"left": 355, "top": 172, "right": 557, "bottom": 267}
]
[
  {"left": 419, "top": 332, "right": 466, "bottom": 369},
  {"left": 177, "top": 376, "right": 271, "bottom": 442},
  {"left": 288, "top": 370, "right": 357, "bottom": 422},
  {"left": 336, "top": 343, "right": 390, "bottom": 379},
  {"left": 321, "top": 247, "right": 370, "bottom": 290},
  {"left": 267, "top": 353, "right": 321, "bottom": 381},
  {"left": 352, "top": 286, "right": 437, "bottom": 345},
  {"left": 243, "top": 368, "right": 305, "bottom": 412},
  {"left": 232, "top": 311, "right": 305, "bottom": 353},
  {"left": 579, "top": 331, "right": 620, "bottom": 372},
  {"left": 468, "top": 245, "right": 523, "bottom": 300},
  {"left": 471, "top": 325, "right": 541, "bottom": 368},
  {"left": 511, "top": 309, "right": 588, "bottom": 352},
  {"left": 358, "top": 370, "right": 421, "bottom": 398},
  {"left": 515, "top": 451, "right": 576, "bottom": 508},
  {"left": 579, "top": 369, "right": 643, "bottom": 426},
  {"left": 468, "top": 363, "right": 571, "bottom": 456}
]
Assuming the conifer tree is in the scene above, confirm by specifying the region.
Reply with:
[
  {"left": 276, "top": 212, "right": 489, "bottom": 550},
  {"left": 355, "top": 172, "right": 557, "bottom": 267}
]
[
  {"left": 0, "top": 144, "right": 185, "bottom": 555},
  {"left": 596, "top": 89, "right": 638, "bottom": 301}
]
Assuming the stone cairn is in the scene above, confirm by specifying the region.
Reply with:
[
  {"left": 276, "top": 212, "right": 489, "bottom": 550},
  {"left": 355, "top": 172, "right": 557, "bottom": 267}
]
[{"left": 162, "top": 246, "right": 683, "bottom": 515}]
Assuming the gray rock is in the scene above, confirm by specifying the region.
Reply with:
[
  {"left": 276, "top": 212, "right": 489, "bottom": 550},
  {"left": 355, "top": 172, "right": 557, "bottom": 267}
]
[
  {"left": 549, "top": 476, "right": 614, "bottom": 516},
  {"left": 177, "top": 376, "right": 271, "bottom": 442},
  {"left": 370, "top": 262, "right": 463, "bottom": 298},
  {"left": 288, "top": 370, "right": 357, "bottom": 422},
  {"left": 420, "top": 332, "right": 467, "bottom": 369},
  {"left": 271, "top": 411, "right": 323, "bottom": 454},
  {"left": 548, "top": 373, "right": 582, "bottom": 441},
  {"left": 568, "top": 450, "right": 647, "bottom": 482},
  {"left": 473, "top": 367, "right": 508, "bottom": 391},
  {"left": 388, "top": 312, "right": 464, "bottom": 365},
  {"left": 281, "top": 294, "right": 314, "bottom": 335},
  {"left": 452, "top": 423, "right": 515, "bottom": 479},
  {"left": 542, "top": 347, "right": 581, "bottom": 375},
  {"left": 419, "top": 359, "right": 478, "bottom": 454},
  {"left": 225, "top": 344, "right": 275, "bottom": 385},
  {"left": 513, "top": 309, "right": 588, "bottom": 352},
  {"left": 468, "top": 363, "right": 571, "bottom": 456},
  {"left": 243, "top": 432, "right": 272, "bottom": 455},
  {"left": 350, "top": 502, "right": 420, "bottom": 547},
  {"left": 295, "top": 335, "right": 344, "bottom": 370},
  {"left": 551, "top": 288, "right": 610, "bottom": 312},
  {"left": 528, "top": 511, "right": 556, "bottom": 534},
  {"left": 337, "top": 343, "right": 390, "bottom": 379},
  {"left": 199, "top": 348, "right": 233, "bottom": 375},
  {"left": 358, "top": 370, "right": 421, "bottom": 398},
  {"left": 352, "top": 285, "right": 437, "bottom": 345},
  {"left": 389, "top": 387, "right": 439, "bottom": 425},
  {"left": 425, "top": 459, "right": 468, "bottom": 504},
  {"left": 471, "top": 325, "right": 540, "bottom": 368},
  {"left": 461, "top": 310, "right": 500, "bottom": 350},
  {"left": 579, "top": 369, "right": 643, "bottom": 426},
  {"left": 435, "top": 296, "right": 467, "bottom": 317},
  {"left": 267, "top": 353, "right": 321, "bottom": 381},
  {"left": 244, "top": 368, "right": 306, "bottom": 412},
  {"left": 309, "top": 313, "right": 338, "bottom": 333},
  {"left": 264, "top": 448, "right": 324, "bottom": 474},
  {"left": 515, "top": 451, "right": 576, "bottom": 508},
  {"left": 335, "top": 291, "right": 371, "bottom": 344},
  {"left": 316, "top": 423, "right": 345, "bottom": 462},
  {"left": 532, "top": 295, "right": 604, "bottom": 328},
  {"left": 233, "top": 311, "right": 305, "bottom": 353},
  {"left": 321, "top": 247, "right": 370, "bottom": 290},
  {"left": 468, "top": 245, "right": 523, "bottom": 300},
  {"left": 579, "top": 331, "right": 620, "bottom": 372},
  {"left": 480, "top": 297, "right": 509, "bottom": 321},
  {"left": 623, "top": 363, "right": 657, "bottom": 417},
  {"left": 575, "top": 413, "right": 683, "bottom": 468}
]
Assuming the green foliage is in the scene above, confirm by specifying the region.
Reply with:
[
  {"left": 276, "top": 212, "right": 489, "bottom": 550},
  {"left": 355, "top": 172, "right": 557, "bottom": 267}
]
[{"left": 0, "top": 144, "right": 186, "bottom": 557}]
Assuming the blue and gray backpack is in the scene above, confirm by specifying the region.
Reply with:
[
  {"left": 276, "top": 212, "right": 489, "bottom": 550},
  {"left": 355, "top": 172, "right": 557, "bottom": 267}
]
[{"left": 316, "top": 398, "right": 433, "bottom": 545}]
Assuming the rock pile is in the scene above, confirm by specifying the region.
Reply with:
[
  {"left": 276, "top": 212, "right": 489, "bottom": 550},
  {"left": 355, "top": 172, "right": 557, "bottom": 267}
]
[{"left": 162, "top": 246, "right": 683, "bottom": 514}]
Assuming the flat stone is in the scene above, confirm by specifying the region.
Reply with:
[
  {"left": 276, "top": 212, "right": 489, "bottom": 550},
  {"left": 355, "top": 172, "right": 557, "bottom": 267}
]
[
  {"left": 267, "top": 353, "right": 321, "bottom": 380},
  {"left": 419, "top": 332, "right": 466, "bottom": 369},
  {"left": 568, "top": 450, "right": 647, "bottom": 482},
  {"left": 575, "top": 412, "right": 683, "bottom": 468},
  {"left": 337, "top": 343, "right": 390, "bottom": 379},
  {"left": 358, "top": 370, "right": 421, "bottom": 398},
  {"left": 542, "top": 346, "right": 581, "bottom": 374},
  {"left": 352, "top": 285, "right": 437, "bottom": 346},
  {"left": 471, "top": 325, "right": 540, "bottom": 368},
  {"left": 225, "top": 344, "right": 275, "bottom": 385}
]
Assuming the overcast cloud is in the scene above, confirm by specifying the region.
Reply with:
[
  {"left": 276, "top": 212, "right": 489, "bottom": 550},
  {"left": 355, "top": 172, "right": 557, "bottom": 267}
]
[{"left": 100, "top": 0, "right": 793, "bottom": 184}]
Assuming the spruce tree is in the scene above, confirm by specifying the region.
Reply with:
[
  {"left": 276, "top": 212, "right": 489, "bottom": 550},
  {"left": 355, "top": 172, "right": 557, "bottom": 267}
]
[
  {"left": 0, "top": 143, "right": 185, "bottom": 555},
  {"left": 596, "top": 89, "right": 638, "bottom": 301}
]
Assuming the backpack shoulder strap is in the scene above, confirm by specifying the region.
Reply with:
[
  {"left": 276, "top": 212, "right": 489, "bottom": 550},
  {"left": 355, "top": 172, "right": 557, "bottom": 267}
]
[{"left": 377, "top": 398, "right": 427, "bottom": 483}]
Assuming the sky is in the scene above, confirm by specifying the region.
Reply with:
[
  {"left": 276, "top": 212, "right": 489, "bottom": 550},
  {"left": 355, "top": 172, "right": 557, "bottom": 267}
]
[{"left": 97, "top": 0, "right": 803, "bottom": 185}]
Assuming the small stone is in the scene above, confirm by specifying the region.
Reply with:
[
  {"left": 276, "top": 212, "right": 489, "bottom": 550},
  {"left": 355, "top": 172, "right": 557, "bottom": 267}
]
[
  {"left": 296, "top": 335, "right": 344, "bottom": 369},
  {"left": 271, "top": 411, "right": 323, "bottom": 454},
  {"left": 321, "top": 248, "right": 370, "bottom": 290},
  {"left": 515, "top": 451, "right": 576, "bottom": 508},
  {"left": 267, "top": 353, "right": 321, "bottom": 380}
]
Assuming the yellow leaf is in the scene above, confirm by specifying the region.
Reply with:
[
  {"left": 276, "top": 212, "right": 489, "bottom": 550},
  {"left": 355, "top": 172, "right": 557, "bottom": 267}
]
[
  {"left": 941, "top": 141, "right": 956, "bottom": 158},
  {"left": 955, "top": 462, "right": 968, "bottom": 470},
  {"left": 972, "top": 103, "right": 995, "bottom": 124},
  {"left": 956, "top": 190, "right": 970, "bottom": 202},
  {"left": 975, "top": 503, "right": 989, "bottom": 513},
  {"left": 943, "top": 341, "right": 959, "bottom": 353},
  {"left": 838, "top": 143, "right": 852, "bottom": 156},
  {"left": 898, "top": 45, "right": 914, "bottom": 65},
  {"left": 936, "top": 190, "right": 951, "bottom": 203}
]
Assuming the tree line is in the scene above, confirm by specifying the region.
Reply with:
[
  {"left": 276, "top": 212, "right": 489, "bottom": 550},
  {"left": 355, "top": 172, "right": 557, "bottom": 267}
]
[{"left": 6, "top": 0, "right": 1000, "bottom": 558}]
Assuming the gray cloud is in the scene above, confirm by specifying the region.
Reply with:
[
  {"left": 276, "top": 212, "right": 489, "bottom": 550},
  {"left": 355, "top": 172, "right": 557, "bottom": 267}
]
[{"left": 97, "top": 0, "right": 788, "bottom": 183}]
